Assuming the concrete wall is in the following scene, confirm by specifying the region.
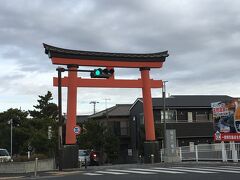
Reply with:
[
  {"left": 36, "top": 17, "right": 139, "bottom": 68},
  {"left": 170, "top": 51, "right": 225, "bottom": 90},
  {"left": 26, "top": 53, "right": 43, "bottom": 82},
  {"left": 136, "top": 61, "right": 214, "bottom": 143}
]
[{"left": 0, "top": 158, "right": 55, "bottom": 173}]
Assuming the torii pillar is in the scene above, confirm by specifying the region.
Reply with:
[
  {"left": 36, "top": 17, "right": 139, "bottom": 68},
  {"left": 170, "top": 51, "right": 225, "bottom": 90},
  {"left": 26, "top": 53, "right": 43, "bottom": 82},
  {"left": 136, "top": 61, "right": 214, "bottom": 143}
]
[
  {"left": 66, "top": 65, "right": 78, "bottom": 144},
  {"left": 140, "top": 68, "right": 155, "bottom": 141},
  {"left": 140, "top": 67, "right": 159, "bottom": 162}
]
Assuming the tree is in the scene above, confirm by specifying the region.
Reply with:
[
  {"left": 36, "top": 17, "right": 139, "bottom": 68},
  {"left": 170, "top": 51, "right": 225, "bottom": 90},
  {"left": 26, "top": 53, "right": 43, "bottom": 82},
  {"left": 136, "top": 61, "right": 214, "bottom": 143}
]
[
  {"left": 29, "top": 91, "right": 58, "bottom": 120},
  {"left": 0, "top": 108, "right": 29, "bottom": 155},
  {"left": 103, "top": 130, "right": 119, "bottom": 163},
  {"left": 77, "top": 120, "right": 120, "bottom": 163},
  {"left": 0, "top": 108, "right": 28, "bottom": 126},
  {"left": 77, "top": 120, "right": 105, "bottom": 151},
  {"left": 28, "top": 91, "right": 58, "bottom": 156},
  {"left": 0, "top": 91, "right": 58, "bottom": 157}
]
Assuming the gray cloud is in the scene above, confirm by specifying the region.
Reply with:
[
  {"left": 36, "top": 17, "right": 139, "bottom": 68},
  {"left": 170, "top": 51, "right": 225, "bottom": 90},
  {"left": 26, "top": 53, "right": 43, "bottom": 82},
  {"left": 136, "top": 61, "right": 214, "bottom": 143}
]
[{"left": 0, "top": 0, "right": 240, "bottom": 113}]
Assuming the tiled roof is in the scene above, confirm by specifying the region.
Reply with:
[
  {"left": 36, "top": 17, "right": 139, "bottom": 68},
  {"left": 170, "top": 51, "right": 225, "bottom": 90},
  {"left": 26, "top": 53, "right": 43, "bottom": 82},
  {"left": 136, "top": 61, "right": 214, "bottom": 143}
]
[
  {"left": 43, "top": 43, "right": 168, "bottom": 62},
  {"left": 76, "top": 115, "right": 89, "bottom": 123},
  {"left": 134, "top": 95, "right": 233, "bottom": 109},
  {"left": 89, "top": 104, "right": 131, "bottom": 119},
  {"left": 152, "top": 95, "right": 233, "bottom": 108}
]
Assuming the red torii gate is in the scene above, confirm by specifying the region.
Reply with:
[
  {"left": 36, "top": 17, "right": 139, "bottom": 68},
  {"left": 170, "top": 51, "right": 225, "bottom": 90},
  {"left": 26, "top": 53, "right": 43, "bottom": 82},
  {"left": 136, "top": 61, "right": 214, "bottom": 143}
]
[{"left": 43, "top": 43, "right": 168, "bottom": 160}]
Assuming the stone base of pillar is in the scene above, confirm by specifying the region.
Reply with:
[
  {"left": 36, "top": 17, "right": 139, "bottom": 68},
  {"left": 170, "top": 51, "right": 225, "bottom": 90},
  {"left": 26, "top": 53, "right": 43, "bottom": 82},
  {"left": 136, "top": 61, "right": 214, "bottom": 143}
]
[
  {"left": 143, "top": 141, "right": 159, "bottom": 163},
  {"left": 61, "top": 145, "right": 79, "bottom": 169}
]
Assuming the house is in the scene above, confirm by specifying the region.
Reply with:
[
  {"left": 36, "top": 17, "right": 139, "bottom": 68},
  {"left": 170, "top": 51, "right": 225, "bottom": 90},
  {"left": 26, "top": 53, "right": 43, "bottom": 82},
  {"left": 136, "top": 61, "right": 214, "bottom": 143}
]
[
  {"left": 129, "top": 95, "right": 234, "bottom": 159},
  {"left": 83, "top": 95, "right": 235, "bottom": 163},
  {"left": 88, "top": 104, "right": 132, "bottom": 163},
  {"left": 76, "top": 115, "right": 89, "bottom": 124}
]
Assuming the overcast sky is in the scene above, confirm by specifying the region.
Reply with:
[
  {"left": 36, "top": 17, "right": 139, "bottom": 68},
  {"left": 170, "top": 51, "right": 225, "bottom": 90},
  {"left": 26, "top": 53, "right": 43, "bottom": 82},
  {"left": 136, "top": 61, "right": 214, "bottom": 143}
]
[{"left": 1, "top": 0, "right": 240, "bottom": 115}]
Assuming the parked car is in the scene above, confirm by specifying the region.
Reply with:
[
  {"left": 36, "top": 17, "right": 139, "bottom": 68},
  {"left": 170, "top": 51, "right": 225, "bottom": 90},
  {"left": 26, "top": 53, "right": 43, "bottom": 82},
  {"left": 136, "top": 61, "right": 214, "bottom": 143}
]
[
  {"left": 89, "top": 150, "right": 100, "bottom": 165},
  {"left": 0, "top": 149, "right": 11, "bottom": 162},
  {"left": 78, "top": 149, "right": 90, "bottom": 165}
]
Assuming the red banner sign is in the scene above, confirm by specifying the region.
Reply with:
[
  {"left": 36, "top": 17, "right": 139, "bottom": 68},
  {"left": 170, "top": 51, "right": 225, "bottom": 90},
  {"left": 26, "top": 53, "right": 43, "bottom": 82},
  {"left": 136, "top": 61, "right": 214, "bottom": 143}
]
[{"left": 214, "top": 132, "right": 240, "bottom": 142}]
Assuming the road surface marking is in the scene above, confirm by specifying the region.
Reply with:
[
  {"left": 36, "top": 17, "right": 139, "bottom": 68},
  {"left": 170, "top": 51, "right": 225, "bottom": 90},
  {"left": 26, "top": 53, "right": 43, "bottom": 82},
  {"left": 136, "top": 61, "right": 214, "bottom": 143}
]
[
  {"left": 96, "top": 171, "right": 128, "bottom": 175},
  {"left": 107, "top": 169, "right": 157, "bottom": 174},
  {"left": 130, "top": 168, "right": 185, "bottom": 174},
  {"left": 221, "top": 166, "right": 240, "bottom": 168},
  {"left": 0, "top": 177, "right": 24, "bottom": 180},
  {"left": 49, "top": 171, "right": 82, "bottom": 175},
  {"left": 174, "top": 167, "right": 240, "bottom": 174},
  {"left": 82, "top": 166, "right": 240, "bottom": 176},
  {"left": 83, "top": 172, "right": 102, "bottom": 176},
  {"left": 217, "top": 166, "right": 240, "bottom": 170},
  {"left": 154, "top": 167, "right": 216, "bottom": 174}
]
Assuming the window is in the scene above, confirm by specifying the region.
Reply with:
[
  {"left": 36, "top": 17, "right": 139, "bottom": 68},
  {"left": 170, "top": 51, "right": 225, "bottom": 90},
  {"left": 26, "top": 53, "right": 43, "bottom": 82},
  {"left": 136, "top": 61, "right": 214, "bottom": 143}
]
[
  {"left": 188, "top": 112, "right": 193, "bottom": 122},
  {"left": 113, "top": 121, "right": 120, "bottom": 136},
  {"left": 0, "top": 149, "right": 9, "bottom": 156},
  {"left": 154, "top": 110, "right": 161, "bottom": 123},
  {"left": 140, "top": 113, "right": 144, "bottom": 125},
  {"left": 120, "top": 121, "right": 129, "bottom": 136},
  {"left": 196, "top": 112, "right": 208, "bottom": 122},
  {"left": 161, "top": 110, "right": 176, "bottom": 122},
  {"left": 79, "top": 150, "right": 89, "bottom": 156},
  {"left": 189, "top": 142, "right": 195, "bottom": 152}
]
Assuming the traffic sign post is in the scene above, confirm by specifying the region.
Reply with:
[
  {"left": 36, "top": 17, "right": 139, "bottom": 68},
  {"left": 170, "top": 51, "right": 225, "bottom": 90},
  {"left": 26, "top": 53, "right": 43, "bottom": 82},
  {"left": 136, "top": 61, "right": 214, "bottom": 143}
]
[{"left": 73, "top": 126, "right": 81, "bottom": 135}]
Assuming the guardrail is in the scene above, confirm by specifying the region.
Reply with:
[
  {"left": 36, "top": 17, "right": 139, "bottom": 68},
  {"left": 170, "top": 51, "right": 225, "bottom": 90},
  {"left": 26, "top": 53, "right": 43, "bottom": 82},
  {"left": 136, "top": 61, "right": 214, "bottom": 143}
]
[{"left": 160, "top": 142, "right": 240, "bottom": 162}]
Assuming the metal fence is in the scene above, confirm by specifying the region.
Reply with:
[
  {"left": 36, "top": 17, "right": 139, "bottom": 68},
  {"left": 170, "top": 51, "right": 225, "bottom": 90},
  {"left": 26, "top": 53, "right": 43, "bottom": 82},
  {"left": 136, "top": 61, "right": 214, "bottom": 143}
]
[{"left": 160, "top": 142, "right": 240, "bottom": 162}]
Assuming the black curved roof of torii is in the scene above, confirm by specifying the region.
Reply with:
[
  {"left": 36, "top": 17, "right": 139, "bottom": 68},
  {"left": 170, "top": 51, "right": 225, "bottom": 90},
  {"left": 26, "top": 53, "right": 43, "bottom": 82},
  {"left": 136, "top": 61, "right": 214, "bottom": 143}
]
[{"left": 43, "top": 43, "right": 169, "bottom": 62}]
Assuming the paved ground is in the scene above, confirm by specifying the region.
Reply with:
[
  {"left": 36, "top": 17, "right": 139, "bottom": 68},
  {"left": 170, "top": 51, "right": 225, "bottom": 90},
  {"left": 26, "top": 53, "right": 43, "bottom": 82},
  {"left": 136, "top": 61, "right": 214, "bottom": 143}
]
[{"left": 1, "top": 162, "right": 240, "bottom": 179}]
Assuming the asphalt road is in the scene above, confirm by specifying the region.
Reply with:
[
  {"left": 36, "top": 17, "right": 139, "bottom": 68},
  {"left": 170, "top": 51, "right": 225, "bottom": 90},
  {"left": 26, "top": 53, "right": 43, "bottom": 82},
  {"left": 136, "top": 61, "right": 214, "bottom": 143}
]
[
  {"left": 41, "top": 173, "right": 240, "bottom": 180},
  {"left": 22, "top": 164, "right": 240, "bottom": 180}
]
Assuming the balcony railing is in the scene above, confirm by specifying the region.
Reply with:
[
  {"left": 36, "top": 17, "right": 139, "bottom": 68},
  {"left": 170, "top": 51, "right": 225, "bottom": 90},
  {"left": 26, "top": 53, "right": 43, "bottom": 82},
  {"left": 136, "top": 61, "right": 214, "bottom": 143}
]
[{"left": 159, "top": 119, "right": 213, "bottom": 123}]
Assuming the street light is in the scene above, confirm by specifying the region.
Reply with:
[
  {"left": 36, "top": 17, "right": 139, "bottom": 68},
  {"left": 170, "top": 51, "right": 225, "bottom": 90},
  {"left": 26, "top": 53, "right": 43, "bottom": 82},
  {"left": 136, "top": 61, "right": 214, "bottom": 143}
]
[
  {"left": 8, "top": 119, "right": 13, "bottom": 159},
  {"left": 162, "top": 81, "right": 168, "bottom": 150}
]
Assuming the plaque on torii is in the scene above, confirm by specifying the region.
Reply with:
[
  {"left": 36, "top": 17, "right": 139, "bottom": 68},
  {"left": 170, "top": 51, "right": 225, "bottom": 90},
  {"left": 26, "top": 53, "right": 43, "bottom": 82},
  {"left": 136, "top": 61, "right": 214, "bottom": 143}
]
[{"left": 43, "top": 43, "right": 168, "bottom": 146}]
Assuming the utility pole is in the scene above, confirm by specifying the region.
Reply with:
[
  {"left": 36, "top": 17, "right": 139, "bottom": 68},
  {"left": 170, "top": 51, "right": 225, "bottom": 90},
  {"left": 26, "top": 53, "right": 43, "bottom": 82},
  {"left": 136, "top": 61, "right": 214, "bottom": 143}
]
[
  {"left": 104, "top": 98, "right": 111, "bottom": 120},
  {"left": 90, "top": 101, "right": 99, "bottom": 114},
  {"left": 9, "top": 119, "right": 13, "bottom": 159},
  {"left": 162, "top": 81, "right": 168, "bottom": 150},
  {"left": 56, "top": 66, "right": 65, "bottom": 171}
]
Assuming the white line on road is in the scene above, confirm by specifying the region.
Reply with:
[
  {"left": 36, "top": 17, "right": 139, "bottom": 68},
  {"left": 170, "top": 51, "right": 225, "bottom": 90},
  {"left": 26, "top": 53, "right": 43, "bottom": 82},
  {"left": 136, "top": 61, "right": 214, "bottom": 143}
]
[
  {"left": 0, "top": 177, "right": 24, "bottom": 180},
  {"left": 107, "top": 169, "right": 157, "bottom": 174},
  {"left": 130, "top": 168, "right": 185, "bottom": 174},
  {"left": 218, "top": 166, "right": 240, "bottom": 170},
  {"left": 174, "top": 167, "right": 240, "bottom": 174},
  {"left": 83, "top": 173, "right": 102, "bottom": 176},
  {"left": 96, "top": 171, "right": 128, "bottom": 175},
  {"left": 153, "top": 167, "right": 216, "bottom": 174},
  {"left": 221, "top": 166, "right": 240, "bottom": 168}
]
